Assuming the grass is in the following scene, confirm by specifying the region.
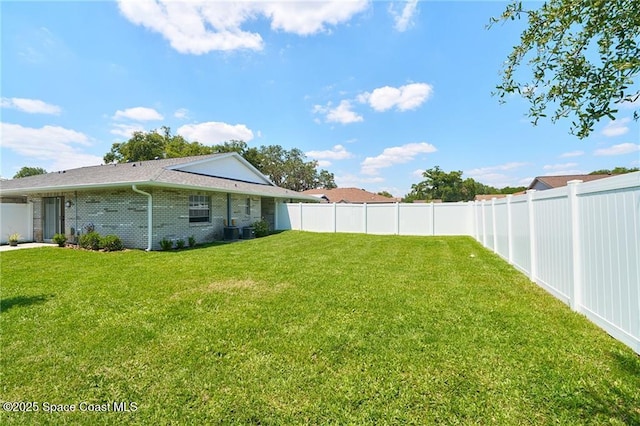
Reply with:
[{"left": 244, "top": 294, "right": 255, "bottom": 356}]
[{"left": 1, "top": 232, "right": 638, "bottom": 424}]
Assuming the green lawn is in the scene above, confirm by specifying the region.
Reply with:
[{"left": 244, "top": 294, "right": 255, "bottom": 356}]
[{"left": 1, "top": 232, "right": 638, "bottom": 424}]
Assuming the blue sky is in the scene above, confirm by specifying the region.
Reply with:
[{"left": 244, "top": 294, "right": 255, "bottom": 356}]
[{"left": 1, "top": 0, "right": 639, "bottom": 196}]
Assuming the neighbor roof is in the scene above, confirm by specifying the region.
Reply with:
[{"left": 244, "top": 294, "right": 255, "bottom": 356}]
[
  {"left": 0, "top": 153, "right": 317, "bottom": 201},
  {"left": 527, "top": 174, "right": 612, "bottom": 190},
  {"left": 302, "top": 187, "right": 400, "bottom": 203}
]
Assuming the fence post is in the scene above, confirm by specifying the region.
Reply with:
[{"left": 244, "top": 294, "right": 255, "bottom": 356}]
[
  {"left": 491, "top": 197, "right": 498, "bottom": 252},
  {"left": 299, "top": 202, "right": 303, "bottom": 231},
  {"left": 527, "top": 190, "right": 537, "bottom": 282},
  {"left": 333, "top": 202, "right": 337, "bottom": 233},
  {"left": 506, "top": 194, "right": 513, "bottom": 264},
  {"left": 481, "top": 200, "right": 487, "bottom": 247},
  {"left": 431, "top": 202, "right": 436, "bottom": 235},
  {"left": 568, "top": 180, "right": 583, "bottom": 312},
  {"left": 395, "top": 202, "right": 400, "bottom": 235},
  {"left": 363, "top": 203, "right": 368, "bottom": 234}
]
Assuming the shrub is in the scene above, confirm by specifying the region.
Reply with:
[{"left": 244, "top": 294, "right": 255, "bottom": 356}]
[
  {"left": 52, "top": 233, "right": 67, "bottom": 247},
  {"left": 175, "top": 239, "right": 186, "bottom": 249},
  {"left": 188, "top": 235, "right": 196, "bottom": 247},
  {"left": 79, "top": 231, "right": 101, "bottom": 250},
  {"left": 252, "top": 219, "right": 269, "bottom": 238},
  {"left": 100, "top": 235, "right": 124, "bottom": 252},
  {"left": 160, "top": 238, "right": 173, "bottom": 251}
]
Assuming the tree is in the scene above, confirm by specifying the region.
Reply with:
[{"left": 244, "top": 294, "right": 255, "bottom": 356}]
[
  {"left": 13, "top": 166, "right": 47, "bottom": 179},
  {"left": 317, "top": 170, "right": 337, "bottom": 189},
  {"left": 377, "top": 191, "right": 394, "bottom": 198},
  {"left": 490, "top": 0, "right": 640, "bottom": 138},
  {"left": 590, "top": 166, "right": 640, "bottom": 174}
]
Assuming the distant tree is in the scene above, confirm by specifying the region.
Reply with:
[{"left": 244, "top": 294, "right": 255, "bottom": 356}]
[
  {"left": 317, "top": 170, "right": 337, "bottom": 189},
  {"left": 13, "top": 166, "right": 47, "bottom": 179},
  {"left": 490, "top": 0, "right": 640, "bottom": 138},
  {"left": 377, "top": 191, "right": 394, "bottom": 198},
  {"left": 589, "top": 166, "right": 640, "bottom": 175}
]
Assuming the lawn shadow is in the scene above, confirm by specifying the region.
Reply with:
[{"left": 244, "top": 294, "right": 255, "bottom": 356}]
[{"left": 0, "top": 294, "right": 54, "bottom": 314}]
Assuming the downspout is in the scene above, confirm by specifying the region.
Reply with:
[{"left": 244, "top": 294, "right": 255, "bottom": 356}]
[{"left": 132, "top": 185, "right": 153, "bottom": 251}]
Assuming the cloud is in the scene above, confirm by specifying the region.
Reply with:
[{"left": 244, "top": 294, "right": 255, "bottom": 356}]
[
  {"left": 559, "top": 150, "right": 585, "bottom": 158},
  {"left": 174, "top": 108, "right": 189, "bottom": 119},
  {"left": 306, "top": 144, "right": 353, "bottom": 166},
  {"left": 594, "top": 143, "right": 640, "bottom": 156},
  {"left": 1, "top": 97, "right": 61, "bottom": 115},
  {"left": 335, "top": 173, "right": 385, "bottom": 187},
  {"left": 543, "top": 169, "right": 586, "bottom": 176},
  {"left": 0, "top": 122, "right": 102, "bottom": 169},
  {"left": 110, "top": 123, "right": 146, "bottom": 138},
  {"left": 601, "top": 118, "right": 630, "bottom": 137},
  {"left": 113, "top": 107, "right": 163, "bottom": 121},
  {"left": 177, "top": 121, "right": 254, "bottom": 144},
  {"left": 359, "top": 83, "right": 433, "bottom": 112},
  {"left": 389, "top": 0, "right": 418, "bottom": 32},
  {"left": 313, "top": 101, "right": 363, "bottom": 124},
  {"left": 117, "top": 0, "right": 368, "bottom": 54},
  {"left": 411, "top": 169, "right": 425, "bottom": 178},
  {"left": 465, "top": 162, "right": 528, "bottom": 177},
  {"left": 361, "top": 142, "right": 437, "bottom": 175},
  {"left": 543, "top": 162, "right": 578, "bottom": 171},
  {"left": 465, "top": 162, "right": 528, "bottom": 187}
]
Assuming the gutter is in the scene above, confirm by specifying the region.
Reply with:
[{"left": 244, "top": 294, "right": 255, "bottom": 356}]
[{"left": 132, "top": 185, "right": 153, "bottom": 251}]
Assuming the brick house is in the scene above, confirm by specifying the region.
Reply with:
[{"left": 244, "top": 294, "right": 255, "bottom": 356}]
[{"left": 0, "top": 153, "right": 316, "bottom": 250}]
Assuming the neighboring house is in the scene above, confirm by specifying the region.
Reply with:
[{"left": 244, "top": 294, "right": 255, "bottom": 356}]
[
  {"left": 0, "top": 153, "right": 316, "bottom": 250},
  {"left": 527, "top": 174, "right": 612, "bottom": 191},
  {"left": 302, "top": 187, "right": 401, "bottom": 204},
  {"left": 474, "top": 192, "right": 526, "bottom": 201}
]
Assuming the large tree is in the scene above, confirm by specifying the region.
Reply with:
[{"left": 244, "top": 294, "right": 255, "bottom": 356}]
[
  {"left": 490, "top": 0, "right": 640, "bottom": 138},
  {"left": 13, "top": 166, "right": 47, "bottom": 179}
]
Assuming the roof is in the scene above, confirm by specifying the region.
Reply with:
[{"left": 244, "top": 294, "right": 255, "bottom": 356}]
[
  {"left": 527, "top": 174, "right": 612, "bottom": 190},
  {"left": 302, "top": 187, "right": 401, "bottom": 203},
  {"left": 474, "top": 191, "right": 526, "bottom": 201},
  {"left": 0, "top": 153, "right": 318, "bottom": 201}
]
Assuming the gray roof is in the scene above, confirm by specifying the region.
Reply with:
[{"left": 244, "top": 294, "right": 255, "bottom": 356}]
[{"left": 0, "top": 153, "right": 317, "bottom": 201}]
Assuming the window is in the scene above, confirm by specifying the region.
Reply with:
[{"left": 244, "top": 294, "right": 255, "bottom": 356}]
[
  {"left": 189, "top": 195, "right": 210, "bottom": 223},
  {"left": 245, "top": 198, "right": 251, "bottom": 215}
]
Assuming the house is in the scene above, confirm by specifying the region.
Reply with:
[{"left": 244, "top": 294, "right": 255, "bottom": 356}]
[
  {"left": 0, "top": 153, "right": 317, "bottom": 250},
  {"left": 527, "top": 174, "right": 612, "bottom": 191},
  {"left": 302, "top": 187, "right": 401, "bottom": 204}
]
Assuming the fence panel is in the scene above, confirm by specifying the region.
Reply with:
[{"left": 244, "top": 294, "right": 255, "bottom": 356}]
[
  {"left": 434, "top": 203, "right": 474, "bottom": 235},
  {"left": 494, "top": 199, "right": 509, "bottom": 259},
  {"left": 510, "top": 196, "right": 531, "bottom": 275},
  {"left": 366, "top": 204, "right": 397, "bottom": 235},
  {"left": 399, "top": 204, "right": 433, "bottom": 235},
  {"left": 336, "top": 204, "right": 365, "bottom": 233},
  {"left": 1, "top": 203, "right": 34, "bottom": 243}
]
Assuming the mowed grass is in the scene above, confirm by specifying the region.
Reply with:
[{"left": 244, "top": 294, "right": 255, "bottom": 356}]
[{"left": 1, "top": 232, "right": 638, "bottom": 424}]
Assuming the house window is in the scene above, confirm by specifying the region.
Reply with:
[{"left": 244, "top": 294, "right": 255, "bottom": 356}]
[
  {"left": 245, "top": 198, "right": 251, "bottom": 215},
  {"left": 189, "top": 195, "right": 210, "bottom": 223}
]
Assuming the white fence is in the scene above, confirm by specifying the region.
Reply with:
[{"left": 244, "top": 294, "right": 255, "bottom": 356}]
[
  {"left": 277, "top": 171, "right": 640, "bottom": 354},
  {"left": 0, "top": 203, "right": 34, "bottom": 244}
]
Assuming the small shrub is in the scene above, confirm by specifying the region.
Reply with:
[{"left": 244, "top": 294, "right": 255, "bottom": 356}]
[
  {"left": 188, "top": 235, "right": 196, "bottom": 247},
  {"left": 52, "top": 233, "right": 67, "bottom": 247},
  {"left": 252, "top": 219, "right": 269, "bottom": 238},
  {"left": 160, "top": 238, "right": 173, "bottom": 251},
  {"left": 100, "top": 234, "right": 124, "bottom": 252},
  {"left": 175, "top": 239, "right": 186, "bottom": 249},
  {"left": 79, "top": 231, "right": 101, "bottom": 250}
]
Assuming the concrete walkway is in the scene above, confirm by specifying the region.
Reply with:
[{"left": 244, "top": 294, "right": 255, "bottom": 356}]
[{"left": 0, "top": 242, "right": 58, "bottom": 252}]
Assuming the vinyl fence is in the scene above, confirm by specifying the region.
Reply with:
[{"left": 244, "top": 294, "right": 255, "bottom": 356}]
[
  {"left": 277, "top": 171, "right": 640, "bottom": 354},
  {"left": 0, "top": 202, "right": 34, "bottom": 244}
]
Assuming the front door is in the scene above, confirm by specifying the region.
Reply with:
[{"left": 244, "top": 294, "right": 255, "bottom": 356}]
[{"left": 43, "top": 197, "right": 64, "bottom": 240}]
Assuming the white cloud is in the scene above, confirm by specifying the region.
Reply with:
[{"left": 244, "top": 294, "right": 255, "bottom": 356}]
[
  {"left": 594, "top": 143, "right": 640, "bottom": 156},
  {"left": 465, "top": 162, "right": 528, "bottom": 177},
  {"left": 1, "top": 97, "right": 61, "bottom": 115},
  {"left": 389, "top": 0, "right": 418, "bottom": 32},
  {"left": 0, "top": 123, "right": 102, "bottom": 169},
  {"left": 314, "top": 101, "right": 363, "bottom": 124},
  {"left": 543, "top": 162, "right": 578, "bottom": 171},
  {"left": 411, "top": 169, "right": 424, "bottom": 178},
  {"left": 317, "top": 160, "right": 332, "bottom": 168},
  {"left": 174, "top": 108, "right": 189, "bottom": 119},
  {"left": 601, "top": 118, "right": 630, "bottom": 137},
  {"left": 559, "top": 150, "right": 585, "bottom": 158},
  {"left": 306, "top": 144, "right": 353, "bottom": 162},
  {"left": 361, "top": 142, "right": 437, "bottom": 175},
  {"left": 177, "top": 121, "right": 254, "bottom": 144},
  {"left": 465, "top": 162, "right": 528, "bottom": 188},
  {"left": 117, "top": 0, "right": 368, "bottom": 54},
  {"left": 110, "top": 123, "right": 146, "bottom": 138},
  {"left": 543, "top": 169, "right": 587, "bottom": 176},
  {"left": 360, "top": 83, "right": 433, "bottom": 112},
  {"left": 113, "top": 107, "right": 163, "bottom": 121},
  {"left": 335, "top": 173, "right": 385, "bottom": 187}
]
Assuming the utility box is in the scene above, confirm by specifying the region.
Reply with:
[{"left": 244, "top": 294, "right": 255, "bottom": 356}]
[
  {"left": 242, "top": 226, "right": 255, "bottom": 239},
  {"left": 223, "top": 226, "right": 239, "bottom": 241}
]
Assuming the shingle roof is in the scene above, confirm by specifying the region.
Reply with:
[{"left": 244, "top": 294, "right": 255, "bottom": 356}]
[
  {"left": 302, "top": 187, "right": 400, "bottom": 203},
  {"left": 527, "top": 174, "right": 612, "bottom": 190},
  {"left": 0, "top": 154, "right": 317, "bottom": 200}
]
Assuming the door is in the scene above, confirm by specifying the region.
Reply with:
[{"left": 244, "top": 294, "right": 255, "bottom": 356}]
[{"left": 43, "top": 197, "right": 64, "bottom": 240}]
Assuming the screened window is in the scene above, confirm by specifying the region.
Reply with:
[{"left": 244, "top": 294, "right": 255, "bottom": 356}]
[{"left": 189, "top": 195, "right": 210, "bottom": 223}]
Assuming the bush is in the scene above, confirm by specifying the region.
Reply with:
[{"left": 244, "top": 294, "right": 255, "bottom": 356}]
[
  {"left": 100, "top": 235, "right": 124, "bottom": 252},
  {"left": 53, "top": 233, "right": 67, "bottom": 247},
  {"left": 188, "top": 235, "right": 196, "bottom": 247},
  {"left": 159, "top": 238, "right": 173, "bottom": 251},
  {"left": 79, "top": 231, "right": 101, "bottom": 250},
  {"left": 175, "top": 239, "right": 186, "bottom": 249},
  {"left": 252, "top": 219, "right": 269, "bottom": 238}
]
